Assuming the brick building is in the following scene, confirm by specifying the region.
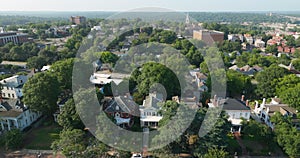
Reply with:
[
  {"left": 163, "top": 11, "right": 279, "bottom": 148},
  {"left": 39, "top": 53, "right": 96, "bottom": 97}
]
[
  {"left": 70, "top": 16, "right": 87, "bottom": 25},
  {"left": 193, "top": 30, "right": 224, "bottom": 45}
]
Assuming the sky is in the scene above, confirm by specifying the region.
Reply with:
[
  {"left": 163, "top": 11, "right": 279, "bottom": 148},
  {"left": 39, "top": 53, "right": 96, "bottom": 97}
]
[{"left": 0, "top": 0, "right": 299, "bottom": 12}]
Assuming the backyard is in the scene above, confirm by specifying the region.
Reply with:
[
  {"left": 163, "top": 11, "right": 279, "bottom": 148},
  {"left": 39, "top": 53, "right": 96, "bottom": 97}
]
[{"left": 23, "top": 120, "right": 62, "bottom": 150}]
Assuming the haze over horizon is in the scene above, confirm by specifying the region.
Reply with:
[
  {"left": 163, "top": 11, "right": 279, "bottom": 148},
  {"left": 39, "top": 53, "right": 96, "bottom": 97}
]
[{"left": 0, "top": 0, "right": 299, "bottom": 12}]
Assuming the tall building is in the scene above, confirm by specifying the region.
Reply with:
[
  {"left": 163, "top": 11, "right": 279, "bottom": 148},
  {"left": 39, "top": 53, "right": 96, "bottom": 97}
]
[
  {"left": 70, "top": 16, "right": 87, "bottom": 25},
  {"left": 0, "top": 32, "right": 29, "bottom": 46},
  {"left": 193, "top": 30, "right": 224, "bottom": 45}
]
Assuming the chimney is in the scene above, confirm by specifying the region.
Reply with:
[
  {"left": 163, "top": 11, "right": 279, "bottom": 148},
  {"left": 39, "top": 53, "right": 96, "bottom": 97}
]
[
  {"left": 246, "top": 100, "right": 249, "bottom": 107},
  {"left": 241, "top": 95, "right": 245, "bottom": 102},
  {"left": 255, "top": 101, "right": 259, "bottom": 109},
  {"left": 262, "top": 98, "right": 266, "bottom": 105}
]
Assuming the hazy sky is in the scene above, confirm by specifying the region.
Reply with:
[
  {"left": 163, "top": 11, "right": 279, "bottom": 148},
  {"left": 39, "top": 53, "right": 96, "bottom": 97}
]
[{"left": 0, "top": 0, "right": 299, "bottom": 12}]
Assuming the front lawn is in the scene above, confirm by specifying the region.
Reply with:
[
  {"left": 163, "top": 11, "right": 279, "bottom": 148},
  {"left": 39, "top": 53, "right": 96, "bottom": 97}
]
[{"left": 23, "top": 121, "right": 62, "bottom": 150}]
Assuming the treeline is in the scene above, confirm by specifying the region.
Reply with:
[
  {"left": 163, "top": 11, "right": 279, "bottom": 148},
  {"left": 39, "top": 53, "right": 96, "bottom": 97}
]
[
  {"left": 0, "top": 15, "right": 67, "bottom": 25},
  {"left": 190, "top": 12, "right": 290, "bottom": 23}
]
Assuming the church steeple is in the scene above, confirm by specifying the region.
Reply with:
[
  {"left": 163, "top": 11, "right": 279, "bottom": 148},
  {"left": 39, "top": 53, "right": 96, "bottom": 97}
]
[{"left": 185, "top": 13, "right": 190, "bottom": 24}]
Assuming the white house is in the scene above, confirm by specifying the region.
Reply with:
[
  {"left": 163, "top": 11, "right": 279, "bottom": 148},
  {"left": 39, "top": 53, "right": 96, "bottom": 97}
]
[
  {"left": 253, "top": 98, "right": 298, "bottom": 129},
  {"left": 139, "top": 92, "right": 164, "bottom": 128},
  {"left": 0, "top": 75, "right": 42, "bottom": 132},
  {"left": 0, "top": 99, "right": 42, "bottom": 131},
  {"left": 254, "top": 38, "right": 266, "bottom": 48},
  {"left": 190, "top": 69, "right": 208, "bottom": 92},
  {"left": 208, "top": 96, "right": 251, "bottom": 133},
  {"left": 0, "top": 75, "right": 27, "bottom": 99}
]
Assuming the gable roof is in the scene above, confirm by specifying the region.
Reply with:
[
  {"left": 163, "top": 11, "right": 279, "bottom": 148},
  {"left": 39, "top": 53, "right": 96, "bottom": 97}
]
[
  {"left": 104, "top": 96, "right": 139, "bottom": 116},
  {"left": 0, "top": 75, "right": 27, "bottom": 88},
  {"left": 222, "top": 99, "right": 250, "bottom": 111}
]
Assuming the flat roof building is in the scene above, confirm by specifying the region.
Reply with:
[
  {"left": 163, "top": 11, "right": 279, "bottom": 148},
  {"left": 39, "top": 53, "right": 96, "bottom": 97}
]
[
  {"left": 193, "top": 30, "right": 224, "bottom": 45},
  {"left": 70, "top": 16, "right": 87, "bottom": 25},
  {"left": 0, "top": 32, "right": 29, "bottom": 46}
]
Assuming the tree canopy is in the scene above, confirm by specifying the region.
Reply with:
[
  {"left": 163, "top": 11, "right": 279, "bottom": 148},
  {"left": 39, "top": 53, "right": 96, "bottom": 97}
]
[{"left": 23, "top": 72, "right": 60, "bottom": 116}]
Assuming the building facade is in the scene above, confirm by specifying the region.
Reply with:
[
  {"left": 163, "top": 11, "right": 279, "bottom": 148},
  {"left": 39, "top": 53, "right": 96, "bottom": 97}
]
[
  {"left": 193, "top": 30, "right": 224, "bottom": 45},
  {"left": 0, "top": 75, "right": 28, "bottom": 99},
  {"left": 0, "top": 32, "right": 29, "bottom": 46},
  {"left": 0, "top": 75, "right": 42, "bottom": 132},
  {"left": 208, "top": 96, "right": 251, "bottom": 133},
  {"left": 139, "top": 92, "right": 164, "bottom": 128},
  {"left": 253, "top": 98, "right": 299, "bottom": 129},
  {"left": 70, "top": 16, "right": 87, "bottom": 25}
]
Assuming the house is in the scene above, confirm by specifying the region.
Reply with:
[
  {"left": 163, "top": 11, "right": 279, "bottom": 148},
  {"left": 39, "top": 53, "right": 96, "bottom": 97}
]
[
  {"left": 0, "top": 75, "right": 42, "bottom": 132},
  {"left": 208, "top": 95, "right": 251, "bottom": 133},
  {"left": 254, "top": 38, "right": 265, "bottom": 48},
  {"left": 139, "top": 92, "right": 164, "bottom": 128},
  {"left": 244, "top": 34, "right": 254, "bottom": 45},
  {"left": 104, "top": 96, "right": 139, "bottom": 128},
  {"left": 0, "top": 75, "right": 27, "bottom": 99},
  {"left": 228, "top": 34, "right": 243, "bottom": 42},
  {"left": 253, "top": 98, "right": 299, "bottom": 129},
  {"left": 190, "top": 69, "right": 208, "bottom": 92},
  {"left": 0, "top": 98, "right": 42, "bottom": 131},
  {"left": 229, "top": 65, "right": 263, "bottom": 76}
]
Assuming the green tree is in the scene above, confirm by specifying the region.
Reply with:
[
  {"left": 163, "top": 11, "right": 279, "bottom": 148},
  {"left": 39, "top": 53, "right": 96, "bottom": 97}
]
[
  {"left": 255, "top": 64, "right": 289, "bottom": 98},
  {"left": 226, "top": 70, "right": 252, "bottom": 97},
  {"left": 265, "top": 45, "right": 278, "bottom": 54},
  {"left": 57, "top": 98, "right": 84, "bottom": 130},
  {"left": 133, "top": 62, "right": 181, "bottom": 98},
  {"left": 276, "top": 74, "right": 300, "bottom": 97},
  {"left": 50, "top": 58, "right": 74, "bottom": 90},
  {"left": 100, "top": 51, "right": 119, "bottom": 64},
  {"left": 279, "top": 84, "right": 300, "bottom": 110},
  {"left": 27, "top": 56, "right": 46, "bottom": 71},
  {"left": 3, "top": 129, "right": 23, "bottom": 150},
  {"left": 23, "top": 72, "right": 60, "bottom": 116},
  {"left": 51, "top": 129, "right": 86, "bottom": 157},
  {"left": 292, "top": 59, "right": 300, "bottom": 71}
]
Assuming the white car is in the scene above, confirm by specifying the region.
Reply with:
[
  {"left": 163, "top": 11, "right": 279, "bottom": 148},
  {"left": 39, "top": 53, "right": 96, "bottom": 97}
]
[{"left": 131, "top": 153, "right": 142, "bottom": 158}]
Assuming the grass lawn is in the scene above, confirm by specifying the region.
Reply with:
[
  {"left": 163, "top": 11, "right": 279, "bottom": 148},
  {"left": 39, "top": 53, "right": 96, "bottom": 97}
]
[
  {"left": 23, "top": 122, "right": 62, "bottom": 150},
  {"left": 242, "top": 135, "right": 285, "bottom": 156}
]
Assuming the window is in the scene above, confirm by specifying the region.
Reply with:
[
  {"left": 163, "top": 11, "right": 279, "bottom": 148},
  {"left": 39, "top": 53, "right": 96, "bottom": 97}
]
[
  {"left": 152, "top": 112, "right": 156, "bottom": 116},
  {"left": 12, "top": 94, "right": 15, "bottom": 98},
  {"left": 11, "top": 87, "right": 13, "bottom": 90},
  {"left": 232, "top": 114, "right": 235, "bottom": 118},
  {"left": 240, "top": 113, "right": 243, "bottom": 117},
  {"left": 2, "top": 93, "right": 5, "bottom": 97},
  {"left": 6, "top": 86, "right": 9, "bottom": 90},
  {"left": 8, "top": 93, "right": 11, "bottom": 98},
  {"left": 245, "top": 113, "right": 248, "bottom": 117}
]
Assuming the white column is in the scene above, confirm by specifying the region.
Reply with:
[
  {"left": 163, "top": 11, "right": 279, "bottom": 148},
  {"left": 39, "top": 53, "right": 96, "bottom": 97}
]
[
  {"left": 238, "top": 126, "right": 241, "bottom": 133},
  {"left": 15, "top": 119, "right": 19, "bottom": 129},
  {"left": 7, "top": 120, "right": 11, "bottom": 131}
]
